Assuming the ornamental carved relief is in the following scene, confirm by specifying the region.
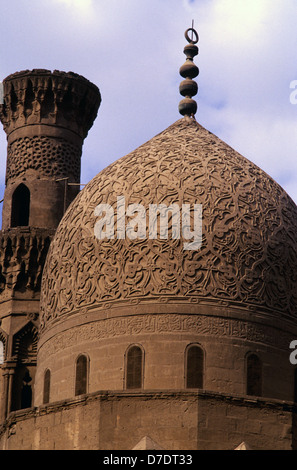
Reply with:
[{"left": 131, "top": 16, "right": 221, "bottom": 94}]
[
  {"left": 12, "top": 322, "right": 38, "bottom": 363},
  {"left": 40, "top": 118, "right": 297, "bottom": 332},
  {"left": 0, "top": 69, "right": 101, "bottom": 140},
  {"left": 6, "top": 136, "right": 81, "bottom": 182},
  {"left": 37, "top": 314, "right": 293, "bottom": 362},
  {"left": 0, "top": 228, "right": 54, "bottom": 295}
]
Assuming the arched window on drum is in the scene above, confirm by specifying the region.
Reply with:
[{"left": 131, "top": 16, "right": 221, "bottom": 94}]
[
  {"left": 75, "top": 354, "right": 89, "bottom": 396},
  {"left": 246, "top": 353, "right": 262, "bottom": 397},
  {"left": 185, "top": 344, "right": 204, "bottom": 389},
  {"left": 125, "top": 345, "right": 144, "bottom": 389},
  {"left": 43, "top": 369, "right": 51, "bottom": 404}
]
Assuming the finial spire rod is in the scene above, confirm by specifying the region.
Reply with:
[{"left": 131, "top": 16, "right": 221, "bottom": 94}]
[{"left": 178, "top": 23, "right": 199, "bottom": 118}]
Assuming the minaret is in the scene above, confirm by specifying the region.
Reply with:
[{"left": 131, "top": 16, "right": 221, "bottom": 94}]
[{"left": 0, "top": 69, "right": 101, "bottom": 419}]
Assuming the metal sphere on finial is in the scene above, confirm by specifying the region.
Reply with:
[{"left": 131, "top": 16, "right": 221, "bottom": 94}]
[{"left": 178, "top": 23, "right": 199, "bottom": 118}]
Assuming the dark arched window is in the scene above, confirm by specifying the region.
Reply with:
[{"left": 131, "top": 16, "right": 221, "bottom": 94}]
[
  {"left": 21, "top": 369, "right": 32, "bottom": 409},
  {"left": 126, "top": 345, "right": 143, "bottom": 389},
  {"left": 75, "top": 354, "right": 88, "bottom": 396},
  {"left": 246, "top": 353, "right": 262, "bottom": 396},
  {"left": 11, "top": 183, "right": 30, "bottom": 227},
  {"left": 43, "top": 369, "right": 51, "bottom": 404},
  {"left": 11, "top": 366, "right": 33, "bottom": 411},
  {"left": 11, "top": 324, "right": 37, "bottom": 412},
  {"left": 186, "top": 344, "right": 204, "bottom": 389}
]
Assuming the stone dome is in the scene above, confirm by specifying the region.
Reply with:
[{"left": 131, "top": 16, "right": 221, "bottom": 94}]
[
  {"left": 35, "top": 117, "right": 297, "bottom": 405},
  {"left": 40, "top": 117, "right": 297, "bottom": 331}
]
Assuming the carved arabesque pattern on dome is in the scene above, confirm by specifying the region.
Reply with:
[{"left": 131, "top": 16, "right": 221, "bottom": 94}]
[{"left": 40, "top": 119, "right": 297, "bottom": 331}]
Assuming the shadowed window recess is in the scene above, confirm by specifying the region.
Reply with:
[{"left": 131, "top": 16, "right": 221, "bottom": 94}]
[
  {"left": 126, "top": 345, "right": 144, "bottom": 389},
  {"left": 186, "top": 344, "right": 204, "bottom": 389},
  {"left": 10, "top": 324, "right": 37, "bottom": 412},
  {"left": 11, "top": 183, "right": 30, "bottom": 227},
  {"left": 21, "top": 370, "right": 32, "bottom": 409},
  {"left": 43, "top": 369, "right": 51, "bottom": 404},
  {"left": 246, "top": 353, "right": 262, "bottom": 397},
  {"left": 75, "top": 354, "right": 89, "bottom": 396}
]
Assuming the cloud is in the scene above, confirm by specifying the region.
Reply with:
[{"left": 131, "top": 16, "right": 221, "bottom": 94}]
[
  {"left": 0, "top": 0, "right": 296, "bottom": 210},
  {"left": 211, "top": 0, "right": 272, "bottom": 41},
  {"left": 53, "top": 0, "right": 93, "bottom": 11},
  {"left": 49, "top": 0, "right": 95, "bottom": 24}
]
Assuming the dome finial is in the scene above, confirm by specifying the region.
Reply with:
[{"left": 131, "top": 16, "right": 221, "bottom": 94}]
[{"left": 178, "top": 21, "right": 199, "bottom": 118}]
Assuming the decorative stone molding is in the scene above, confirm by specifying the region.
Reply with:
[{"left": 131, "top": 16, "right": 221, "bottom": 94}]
[
  {"left": 37, "top": 313, "right": 293, "bottom": 362},
  {"left": 12, "top": 322, "right": 38, "bottom": 362},
  {"left": 0, "top": 228, "right": 54, "bottom": 297},
  {"left": 0, "top": 69, "right": 101, "bottom": 140}
]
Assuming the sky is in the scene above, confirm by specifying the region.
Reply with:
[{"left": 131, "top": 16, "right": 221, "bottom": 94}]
[{"left": 0, "top": 0, "right": 297, "bottom": 216}]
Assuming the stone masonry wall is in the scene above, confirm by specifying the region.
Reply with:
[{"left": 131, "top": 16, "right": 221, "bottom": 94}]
[{"left": 0, "top": 390, "right": 295, "bottom": 450}]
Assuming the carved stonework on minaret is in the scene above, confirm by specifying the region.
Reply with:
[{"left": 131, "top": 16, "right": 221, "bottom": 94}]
[
  {"left": 6, "top": 135, "right": 82, "bottom": 182},
  {"left": 0, "top": 69, "right": 101, "bottom": 419},
  {"left": 0, "top": 70, "right": 101, "bottom": 230},
  {"left": 0, "top": 69, "right": 100, "bottom": 140},
  {"left": 0, "top": 228, "right": 54, "bottom": 299}
]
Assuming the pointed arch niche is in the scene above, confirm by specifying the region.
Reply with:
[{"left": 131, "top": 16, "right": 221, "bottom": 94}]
[{"left": 11, "top": 183, "right": 30, "bottom": 227}]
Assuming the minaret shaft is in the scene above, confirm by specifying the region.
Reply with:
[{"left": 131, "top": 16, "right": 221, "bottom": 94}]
[{"left": 0, "top": 69, "right": 101, "bottom": 419}]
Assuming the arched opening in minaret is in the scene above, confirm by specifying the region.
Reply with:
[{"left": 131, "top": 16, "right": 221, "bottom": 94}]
[
  {"left": 10, "top": 323, "right": 37, "bottom": 411},
  {"left": 11, "top": 365, "right": 33, "bottom": 411},
  {"left": 11, "top": 183, "right": 30, "bottom": 227}
]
